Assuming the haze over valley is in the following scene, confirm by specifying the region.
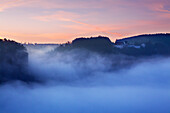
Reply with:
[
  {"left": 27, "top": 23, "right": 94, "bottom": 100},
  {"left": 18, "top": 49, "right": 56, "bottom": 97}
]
[{"left": 0, "top": 34, "right": 170, "bottom": 113}]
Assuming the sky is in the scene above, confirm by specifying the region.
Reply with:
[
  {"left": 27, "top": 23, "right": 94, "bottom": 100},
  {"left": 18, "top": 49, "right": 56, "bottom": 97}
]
[{"left": 0, "top": 0, "right": 169, "bottom": 43}]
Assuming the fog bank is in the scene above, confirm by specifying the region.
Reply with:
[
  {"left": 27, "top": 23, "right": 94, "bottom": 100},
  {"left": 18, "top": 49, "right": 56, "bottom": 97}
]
[
  {"left": 0, "top": 84, "right": 170, "bottom": 113},
  {"left": 27, "top": 45, "right": 170, "bottom": 86},
  {"left": 0, "top": 45, "right": 170, "bottom": 113}
]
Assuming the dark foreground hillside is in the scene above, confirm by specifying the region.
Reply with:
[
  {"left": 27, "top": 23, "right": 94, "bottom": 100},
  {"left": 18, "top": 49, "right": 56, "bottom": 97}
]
[{"left": 0, "top": 39, "right": 35, "bottom": 83}]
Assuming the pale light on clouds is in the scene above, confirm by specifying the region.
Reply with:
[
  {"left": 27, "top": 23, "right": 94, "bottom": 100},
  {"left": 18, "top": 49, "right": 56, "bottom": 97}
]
[{"left": 0, "top": 0, "right": 169, "bottom": 43}]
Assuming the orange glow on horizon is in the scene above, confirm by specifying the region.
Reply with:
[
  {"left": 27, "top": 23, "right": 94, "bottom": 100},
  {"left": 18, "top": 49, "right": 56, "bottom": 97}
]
[{"left": 0, "top": 0, "right": 169, "bottom": 43}]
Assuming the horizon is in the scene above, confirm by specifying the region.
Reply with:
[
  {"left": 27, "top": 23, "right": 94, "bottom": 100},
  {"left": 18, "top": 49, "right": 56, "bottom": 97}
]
[
  {"left": 0, "top": 0, "right": 170, "bottom": 43},
  {"left": 1, "top": 1, "right": 170, "bottom": 112},
  {"left": 1, "top": 32, "right": 170, "bottom": 44}
]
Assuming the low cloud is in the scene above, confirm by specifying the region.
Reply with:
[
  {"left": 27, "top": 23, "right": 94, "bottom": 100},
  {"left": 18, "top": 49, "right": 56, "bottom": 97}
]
[
  {"left": 0, "top": 45, "right": 170, "bottom": 113},
  {"left": 25, "top": 45, "right": 170, "bottom": 86}
]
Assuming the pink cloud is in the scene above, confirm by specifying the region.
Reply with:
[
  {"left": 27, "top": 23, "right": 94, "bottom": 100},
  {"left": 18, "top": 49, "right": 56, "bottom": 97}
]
[
  {"left": 33, "top": 11, "right": 80, "bottom": 22},
  {"left": 0, "top": 0, "right": 37, "bottom": 12},
  {"left": 0, "top": 0, "right": 21, "bottom": 12},
  {"left": 33, "top": 11, "right": 124, "bottom": 37},
  {"left": 0, "top": 0, "right": 169, "bottom": 43}
]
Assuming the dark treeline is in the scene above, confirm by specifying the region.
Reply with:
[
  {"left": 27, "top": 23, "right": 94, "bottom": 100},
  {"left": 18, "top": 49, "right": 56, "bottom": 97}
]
[
  {"left": 0, "top": 39, "right": 36, "bottom": 84},
  {"left": 1, "top": 33, "right": 170, "bottom": 83},
  {"left": 56, "top": 33, "right": 170, "bottom": 56}
]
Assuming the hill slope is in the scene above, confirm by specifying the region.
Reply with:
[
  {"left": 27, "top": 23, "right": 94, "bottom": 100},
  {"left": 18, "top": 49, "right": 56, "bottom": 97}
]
[
  {"left": 55, "top": 33, "right": 170, "bottom": 56},
  {"left": 0, "top": 39, "right": 35, "bottom": 83}
]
